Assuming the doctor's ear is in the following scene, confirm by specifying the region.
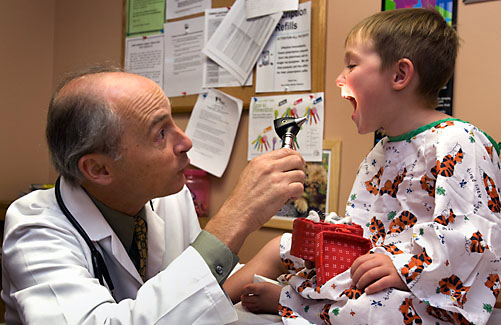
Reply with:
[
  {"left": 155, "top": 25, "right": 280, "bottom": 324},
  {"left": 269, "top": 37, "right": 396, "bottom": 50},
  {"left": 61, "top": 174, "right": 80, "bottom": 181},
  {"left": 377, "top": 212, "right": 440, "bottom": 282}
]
[
  {"left": 78, "top": 154, "right": 113, "bottom": 186},
  {"left": 391, "top": 58, "right": 414, "bottom": 91}
]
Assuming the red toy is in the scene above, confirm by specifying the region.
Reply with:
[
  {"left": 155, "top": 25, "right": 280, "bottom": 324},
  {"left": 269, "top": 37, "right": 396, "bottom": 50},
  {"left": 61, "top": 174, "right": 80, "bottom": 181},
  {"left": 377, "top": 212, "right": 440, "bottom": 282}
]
[{"left": 290, "top": 218, "right": 372, "bottom": 285}]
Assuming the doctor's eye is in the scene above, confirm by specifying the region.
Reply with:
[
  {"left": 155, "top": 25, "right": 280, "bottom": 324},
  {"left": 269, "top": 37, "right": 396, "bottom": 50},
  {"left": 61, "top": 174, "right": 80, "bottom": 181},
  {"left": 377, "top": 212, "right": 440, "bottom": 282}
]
[{"left": 157, "top": 128, "right": 166, "bottom": 140}]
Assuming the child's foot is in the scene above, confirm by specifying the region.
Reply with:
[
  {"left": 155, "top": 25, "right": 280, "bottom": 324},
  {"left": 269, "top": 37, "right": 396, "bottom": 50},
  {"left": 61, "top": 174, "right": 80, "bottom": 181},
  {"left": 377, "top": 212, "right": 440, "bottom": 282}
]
[{"left": 240, "top": 282, "right": 282, "bottom": 314}]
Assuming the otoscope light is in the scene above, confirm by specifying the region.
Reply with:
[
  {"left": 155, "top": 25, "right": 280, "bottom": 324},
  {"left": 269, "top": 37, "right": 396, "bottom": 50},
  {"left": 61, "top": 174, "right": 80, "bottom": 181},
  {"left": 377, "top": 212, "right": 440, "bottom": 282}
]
[{"left": 273, "top": 116, "right": 307, "bottom": 149}]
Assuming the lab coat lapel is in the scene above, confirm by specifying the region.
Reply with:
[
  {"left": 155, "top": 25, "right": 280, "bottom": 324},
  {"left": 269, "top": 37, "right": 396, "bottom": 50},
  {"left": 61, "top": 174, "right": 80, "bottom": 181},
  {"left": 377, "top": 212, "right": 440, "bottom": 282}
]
[
  {"left": 59, "top": 177, "right": 144, "bottom": 284},
  {"left": 145, "top": 201, "right": 165, "bottom": 278}
]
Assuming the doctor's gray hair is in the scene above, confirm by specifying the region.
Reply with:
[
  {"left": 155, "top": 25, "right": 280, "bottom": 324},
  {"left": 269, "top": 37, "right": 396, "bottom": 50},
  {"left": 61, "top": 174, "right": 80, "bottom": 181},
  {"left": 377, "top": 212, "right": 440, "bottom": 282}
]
[{"left": 46, "top": 65, "right": 124, "bottom": 186}]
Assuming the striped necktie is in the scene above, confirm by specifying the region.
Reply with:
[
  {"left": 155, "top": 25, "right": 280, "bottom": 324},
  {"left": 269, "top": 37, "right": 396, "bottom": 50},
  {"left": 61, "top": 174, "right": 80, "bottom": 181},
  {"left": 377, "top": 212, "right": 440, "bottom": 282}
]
[{"left": 133, "top": 216, "right": 148, "bottom": 281}]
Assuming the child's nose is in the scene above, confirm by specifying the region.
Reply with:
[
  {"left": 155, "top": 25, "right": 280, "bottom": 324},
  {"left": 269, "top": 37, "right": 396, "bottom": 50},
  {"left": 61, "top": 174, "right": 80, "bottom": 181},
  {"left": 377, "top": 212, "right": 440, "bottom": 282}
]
[{"left": 336, "top": 73, "right": 345, "bottom": 87}]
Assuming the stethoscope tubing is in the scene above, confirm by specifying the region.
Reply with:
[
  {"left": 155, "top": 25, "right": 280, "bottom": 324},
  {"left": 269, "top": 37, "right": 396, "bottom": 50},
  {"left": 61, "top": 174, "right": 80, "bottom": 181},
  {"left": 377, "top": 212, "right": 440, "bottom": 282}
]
[{"left": 55, "top": 176, "right": 114, "bottom": 291}]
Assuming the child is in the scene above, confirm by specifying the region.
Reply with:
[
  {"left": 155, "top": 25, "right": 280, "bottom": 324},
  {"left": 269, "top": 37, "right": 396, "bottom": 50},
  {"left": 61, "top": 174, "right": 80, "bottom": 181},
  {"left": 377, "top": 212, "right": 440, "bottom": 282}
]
[{"left": 224, "top": 8, "right": 501, "bottom": 324}]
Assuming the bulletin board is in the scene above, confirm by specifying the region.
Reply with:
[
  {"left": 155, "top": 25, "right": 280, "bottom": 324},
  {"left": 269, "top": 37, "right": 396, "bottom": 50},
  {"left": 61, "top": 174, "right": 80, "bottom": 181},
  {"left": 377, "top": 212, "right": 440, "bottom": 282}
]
[{"left": 122, "top": 0, "right": 327, "bottom": 113}]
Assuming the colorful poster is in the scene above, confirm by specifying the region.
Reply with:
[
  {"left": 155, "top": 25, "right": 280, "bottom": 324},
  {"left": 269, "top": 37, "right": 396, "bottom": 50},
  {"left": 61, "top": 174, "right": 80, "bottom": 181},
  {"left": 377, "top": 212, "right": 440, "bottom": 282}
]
[
  {"left": 248, "top": 93, "right": 324, "bottom": 162},
  {"left": 382, "top": 1, "right": 456, "bottom": 26}
]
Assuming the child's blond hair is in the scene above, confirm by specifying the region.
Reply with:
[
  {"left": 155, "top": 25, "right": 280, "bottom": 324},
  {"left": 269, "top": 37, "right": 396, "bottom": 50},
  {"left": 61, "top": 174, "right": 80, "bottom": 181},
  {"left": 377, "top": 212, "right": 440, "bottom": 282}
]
[{"left": 346, "top": 8, "right": 458, "bottom": 107}]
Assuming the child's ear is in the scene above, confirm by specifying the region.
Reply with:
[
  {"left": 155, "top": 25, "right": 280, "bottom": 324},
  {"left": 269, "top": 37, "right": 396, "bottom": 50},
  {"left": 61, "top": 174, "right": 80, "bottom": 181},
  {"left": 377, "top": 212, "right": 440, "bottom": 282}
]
[
  {"left": 392, "top": 58, "right": 414, "bottom": 91},
  {"left": 78, "top": 154, "right": 113, "bottom": 186}
]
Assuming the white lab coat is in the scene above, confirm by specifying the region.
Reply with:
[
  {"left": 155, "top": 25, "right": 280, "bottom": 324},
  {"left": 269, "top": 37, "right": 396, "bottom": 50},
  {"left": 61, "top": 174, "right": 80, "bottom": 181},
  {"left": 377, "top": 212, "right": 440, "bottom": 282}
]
[{"left": 1, "top": 177, "right": 237, "bottom": 324}]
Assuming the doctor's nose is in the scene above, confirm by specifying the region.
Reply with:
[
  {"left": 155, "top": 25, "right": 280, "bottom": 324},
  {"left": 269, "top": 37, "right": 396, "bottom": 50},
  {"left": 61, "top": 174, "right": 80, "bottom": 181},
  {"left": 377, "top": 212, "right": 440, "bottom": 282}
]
[{"left": 174, "top": 126, "right": 192, "bottom": 154}]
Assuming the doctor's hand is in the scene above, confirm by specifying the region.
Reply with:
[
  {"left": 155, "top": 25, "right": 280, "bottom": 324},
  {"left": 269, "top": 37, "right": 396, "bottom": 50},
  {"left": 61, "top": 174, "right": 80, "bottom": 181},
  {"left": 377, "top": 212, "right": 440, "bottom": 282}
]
[
  {"left": 227, "top": 148, "right": 305, "bottom": 230},
  {"left": 350, "top": 253, "right": 409, "bottom": 295},
  {"left": 205, "top": 148, "right": 305, "bottom": 253}
]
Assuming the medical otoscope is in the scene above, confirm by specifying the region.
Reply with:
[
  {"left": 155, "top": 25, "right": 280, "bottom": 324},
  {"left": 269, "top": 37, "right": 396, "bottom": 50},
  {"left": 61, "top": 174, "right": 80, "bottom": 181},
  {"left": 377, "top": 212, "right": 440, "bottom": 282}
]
[{"left": 274, "top": 116, "right": 307, "bottom": 149}]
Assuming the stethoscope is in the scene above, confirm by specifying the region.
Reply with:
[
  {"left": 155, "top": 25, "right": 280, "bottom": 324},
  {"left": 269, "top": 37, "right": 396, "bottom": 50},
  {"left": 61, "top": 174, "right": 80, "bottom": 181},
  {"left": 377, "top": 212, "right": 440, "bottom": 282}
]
[{"left": 55, "top": 176, "right": 115, "bottom": 291}]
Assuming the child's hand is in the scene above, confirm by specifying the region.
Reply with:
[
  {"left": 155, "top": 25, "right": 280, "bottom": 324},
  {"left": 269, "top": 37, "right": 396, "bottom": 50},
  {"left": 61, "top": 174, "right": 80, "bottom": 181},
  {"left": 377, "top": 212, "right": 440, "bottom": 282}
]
[
  {"left": 350, "top": 253, "right": 409, "bottom": 294},
  {"left": 241, "top": 282, "right": 282, "bottom": 314}
]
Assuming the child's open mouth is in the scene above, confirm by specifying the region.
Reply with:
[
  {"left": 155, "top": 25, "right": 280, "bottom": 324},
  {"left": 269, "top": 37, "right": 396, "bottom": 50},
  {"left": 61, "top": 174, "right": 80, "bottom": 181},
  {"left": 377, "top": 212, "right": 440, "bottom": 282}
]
[
  {"left": 343, "top": 95, "right": 357, "bottom": 110},
  {"left": 343, "top": 95, "right": 357, "bottom": 120}
]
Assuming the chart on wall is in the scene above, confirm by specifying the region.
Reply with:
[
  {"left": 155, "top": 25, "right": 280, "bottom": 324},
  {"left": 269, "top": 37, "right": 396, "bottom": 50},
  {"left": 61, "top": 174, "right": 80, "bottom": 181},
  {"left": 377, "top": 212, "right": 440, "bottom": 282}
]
[{"left": 376, "top": 0, "right": 458, "bottom": 144}]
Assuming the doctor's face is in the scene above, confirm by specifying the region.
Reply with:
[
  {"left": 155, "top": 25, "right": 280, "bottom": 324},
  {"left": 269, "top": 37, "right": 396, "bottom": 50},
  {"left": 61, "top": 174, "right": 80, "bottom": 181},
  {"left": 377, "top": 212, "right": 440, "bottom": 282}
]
[{"left": 105, "top": 73, "right": 192, "bottom": 201}]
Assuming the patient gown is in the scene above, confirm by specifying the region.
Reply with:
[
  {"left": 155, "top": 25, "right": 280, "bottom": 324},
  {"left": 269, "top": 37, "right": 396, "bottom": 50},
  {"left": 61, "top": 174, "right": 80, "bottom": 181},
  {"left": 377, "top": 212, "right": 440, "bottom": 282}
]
[{"left": 278, "top": 119, "right": 501, "bottom": 325}]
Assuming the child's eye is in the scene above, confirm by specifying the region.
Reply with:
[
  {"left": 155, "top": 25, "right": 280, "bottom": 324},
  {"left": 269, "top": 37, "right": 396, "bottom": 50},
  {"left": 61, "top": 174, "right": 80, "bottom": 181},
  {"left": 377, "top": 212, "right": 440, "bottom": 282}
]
[{"left": 347, "top": 64, "right": 356, "bottom": 70}]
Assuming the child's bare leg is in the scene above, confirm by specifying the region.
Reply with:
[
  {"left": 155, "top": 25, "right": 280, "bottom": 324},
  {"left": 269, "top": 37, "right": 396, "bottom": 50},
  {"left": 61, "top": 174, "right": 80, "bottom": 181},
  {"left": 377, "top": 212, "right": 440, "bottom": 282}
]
[
  {"left": 241, "top": 282, "right": 282, "bottom": 314},
  {"left": 223, "top": 235, "right": 286, "bottom": 303}
]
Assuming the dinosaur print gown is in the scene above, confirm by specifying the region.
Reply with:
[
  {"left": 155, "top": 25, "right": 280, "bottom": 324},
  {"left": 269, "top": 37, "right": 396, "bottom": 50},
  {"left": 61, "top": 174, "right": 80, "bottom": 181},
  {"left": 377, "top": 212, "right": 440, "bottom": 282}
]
[{"left": 278, "top": 119, "right": 501, "bottom": 325}]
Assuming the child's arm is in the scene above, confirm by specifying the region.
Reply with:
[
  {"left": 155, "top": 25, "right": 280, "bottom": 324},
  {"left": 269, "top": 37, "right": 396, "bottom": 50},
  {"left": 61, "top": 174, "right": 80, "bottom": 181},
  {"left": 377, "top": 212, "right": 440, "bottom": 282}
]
[
  {"left": 223, "top": 235, "right": 287, "bottom": 303},
  {"left": 350, "top": 253, "right": 408, "bottom": 294}
]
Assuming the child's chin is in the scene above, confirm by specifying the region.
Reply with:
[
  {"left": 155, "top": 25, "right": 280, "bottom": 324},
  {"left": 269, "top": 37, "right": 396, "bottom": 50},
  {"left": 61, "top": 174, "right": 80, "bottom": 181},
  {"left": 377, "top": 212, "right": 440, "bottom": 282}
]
[
  {"left": 355, "top": 126, "right": 372, "bottom": 135},
  {"left": 355, "top": 123, "right": 381, "bottom": 135}
]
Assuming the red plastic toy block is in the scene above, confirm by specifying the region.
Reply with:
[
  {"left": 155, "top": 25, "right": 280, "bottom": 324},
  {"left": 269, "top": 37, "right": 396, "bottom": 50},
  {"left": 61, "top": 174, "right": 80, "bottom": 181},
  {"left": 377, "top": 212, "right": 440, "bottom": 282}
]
[{"left": 290, "top": 218, "right": 372, "bottom": 286}]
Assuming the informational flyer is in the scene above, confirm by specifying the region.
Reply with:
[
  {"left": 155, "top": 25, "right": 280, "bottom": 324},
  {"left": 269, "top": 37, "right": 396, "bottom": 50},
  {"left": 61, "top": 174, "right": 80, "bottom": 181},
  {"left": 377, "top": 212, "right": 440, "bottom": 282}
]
[
  {"left": 163, "top": 16, "right": 204, "bottom": 97},
  {"left": 248, "top": 92, "right": 324, "bottom": 162},
  {"left": 185, "top": 89, "right": 243, "bottom": 177},
  {"left": 166, "top": 0, "right": 211, "bottom": 20},
  {"left": 202, "top": 0, "right": 282, "bottom": 85},
  {"left": 202, "top": 8, "right": 252, "bottom": 89},
  {"left": 127, "top": 0, "right": 165, "bottom": 35},
  {"left": 125, "top": 34, "right": 164, "bottom": 87},
  {"left": 245, "top": 0, "right": 299, "bottom": 19},
  {"left": 256, "top": 1, "right": 311, "bottom": 93}
]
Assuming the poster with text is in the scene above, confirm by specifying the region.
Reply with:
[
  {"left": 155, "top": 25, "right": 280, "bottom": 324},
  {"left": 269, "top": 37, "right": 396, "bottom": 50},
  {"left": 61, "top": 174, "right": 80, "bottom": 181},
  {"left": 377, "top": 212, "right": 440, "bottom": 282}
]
[
  {"left": 163, "top": 16, "right": 204, "bottom": 97},
  {"left": 125, "top": 34, "right": 164, "bottom": 87},
  {"left": 256, "top": 1, "right": 311, "bottom": 93},
  {"left": 166, "top": 0, "right": 210, "bottom": 20},
  {"left": 203, "top": 8, "right": 252, "bottom": 88}
]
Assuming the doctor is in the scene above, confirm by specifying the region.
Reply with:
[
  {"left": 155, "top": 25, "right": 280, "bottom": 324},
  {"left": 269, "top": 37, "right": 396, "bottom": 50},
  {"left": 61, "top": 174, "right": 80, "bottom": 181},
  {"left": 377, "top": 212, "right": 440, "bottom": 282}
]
[{"left": 1, "top": 66, "right": 305, "bottom": 324}]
